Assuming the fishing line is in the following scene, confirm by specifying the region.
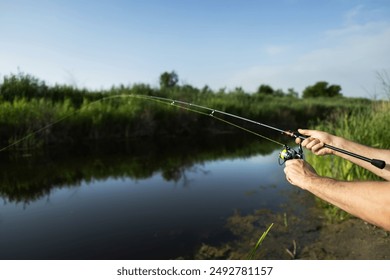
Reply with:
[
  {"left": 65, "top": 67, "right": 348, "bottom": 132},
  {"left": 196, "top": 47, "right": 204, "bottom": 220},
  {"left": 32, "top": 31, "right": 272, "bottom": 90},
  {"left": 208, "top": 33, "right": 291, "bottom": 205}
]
[
  {"left": 143, "top": 96, "right": 284, "bottom": 146},
  {"left": 0, "top": 94, "right": 284, "bottom": 153}
]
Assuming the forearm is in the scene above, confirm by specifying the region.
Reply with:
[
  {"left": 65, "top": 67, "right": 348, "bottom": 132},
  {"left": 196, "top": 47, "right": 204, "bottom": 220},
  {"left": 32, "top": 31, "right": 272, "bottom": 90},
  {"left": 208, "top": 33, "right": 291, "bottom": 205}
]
[
  {"left": 306, "top": 177, "right": 390, "bottom": 231},
  {"left": 330, "top": 136, "right": 390, "bottom": 180}
]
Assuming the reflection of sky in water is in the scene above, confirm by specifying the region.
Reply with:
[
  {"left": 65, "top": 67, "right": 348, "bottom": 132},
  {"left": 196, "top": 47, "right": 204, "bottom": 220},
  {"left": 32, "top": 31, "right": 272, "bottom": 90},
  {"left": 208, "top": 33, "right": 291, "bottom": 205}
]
[{"left": 0, "top": 150, "right": 294, "bottom": 259}]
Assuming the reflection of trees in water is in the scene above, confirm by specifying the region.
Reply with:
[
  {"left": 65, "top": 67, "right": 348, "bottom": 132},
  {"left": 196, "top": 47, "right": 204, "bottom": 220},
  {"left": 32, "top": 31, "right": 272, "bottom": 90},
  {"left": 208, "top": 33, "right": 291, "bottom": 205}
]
[
  {"left": 0, "top": 135, "right": 278, "bottom": 203},
  {"left": 162, "top": 164, "right": 210, "bottom": 187}
]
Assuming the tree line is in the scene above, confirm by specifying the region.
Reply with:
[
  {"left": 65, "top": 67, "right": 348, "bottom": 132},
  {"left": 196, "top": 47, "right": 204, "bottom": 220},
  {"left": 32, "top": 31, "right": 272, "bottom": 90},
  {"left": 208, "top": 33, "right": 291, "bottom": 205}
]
[
  {"left": 159, "top": 70, "right": 343, "bottom": 98},
  {"left": 0, "top": 70, "right": 344, "bottom": 104}
]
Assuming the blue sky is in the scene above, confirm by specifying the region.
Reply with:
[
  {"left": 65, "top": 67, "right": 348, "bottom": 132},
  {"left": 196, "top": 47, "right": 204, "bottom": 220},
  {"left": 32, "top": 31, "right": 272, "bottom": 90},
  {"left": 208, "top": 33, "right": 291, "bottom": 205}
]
[{"left": 1, "top": 0, "right": 390, "bottom": 97}]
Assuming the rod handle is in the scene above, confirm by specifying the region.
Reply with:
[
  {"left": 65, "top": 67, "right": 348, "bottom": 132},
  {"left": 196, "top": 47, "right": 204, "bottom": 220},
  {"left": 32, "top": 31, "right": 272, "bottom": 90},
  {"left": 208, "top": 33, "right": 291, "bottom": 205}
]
[
  {"left": 293, "top": 132, "right": 307, "bottom": 141},
  {"left": 293, "top": 132, "right": 386, "bottom": 169},
  {"left": 370, "top": 159, "right": 386, "bottom": 169}
]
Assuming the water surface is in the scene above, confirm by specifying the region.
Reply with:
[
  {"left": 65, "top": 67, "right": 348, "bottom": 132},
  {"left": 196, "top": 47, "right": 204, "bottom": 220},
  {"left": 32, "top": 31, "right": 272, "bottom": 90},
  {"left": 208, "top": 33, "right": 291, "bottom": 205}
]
[{"left": 0, "top": 136, "right": 308, "bottom": 259}]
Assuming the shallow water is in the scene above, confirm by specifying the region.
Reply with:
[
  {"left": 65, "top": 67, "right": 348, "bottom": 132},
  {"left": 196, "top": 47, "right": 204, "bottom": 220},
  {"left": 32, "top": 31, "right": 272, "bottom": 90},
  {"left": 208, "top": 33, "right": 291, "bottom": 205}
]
[{"left": 0, "top": 137, "right": 309, "bottom": 259}]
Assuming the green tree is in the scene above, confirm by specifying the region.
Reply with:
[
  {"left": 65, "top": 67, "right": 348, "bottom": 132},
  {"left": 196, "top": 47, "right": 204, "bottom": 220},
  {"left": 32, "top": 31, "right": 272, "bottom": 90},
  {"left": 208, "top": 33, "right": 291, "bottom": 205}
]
[
  {"left": 302, "top": 81, "right": 342, "bottom": 98},
  {"left": 256, "top": 84, "right": 274, "bottom": 95},
  {"left": 0, "top": 72, "right": 48, "bottom": 101},
  {"left": 159, "top": 71, "right": 179, "bottom": 89},
  {"left": 286, "top": 88, "right": 299, "bottom": 98},
  {"left": 201, "top": 85, "right": 213, "bottom": 95},
  {"left": 273, "top": 89, "right": 285, "bottom": 97}
]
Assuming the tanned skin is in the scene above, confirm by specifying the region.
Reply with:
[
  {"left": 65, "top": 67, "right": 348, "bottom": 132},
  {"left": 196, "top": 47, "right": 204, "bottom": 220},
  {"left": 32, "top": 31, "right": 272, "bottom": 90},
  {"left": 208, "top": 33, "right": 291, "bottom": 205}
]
[{"left": 283, "top": 129, "right": 390, "bottom": 231}]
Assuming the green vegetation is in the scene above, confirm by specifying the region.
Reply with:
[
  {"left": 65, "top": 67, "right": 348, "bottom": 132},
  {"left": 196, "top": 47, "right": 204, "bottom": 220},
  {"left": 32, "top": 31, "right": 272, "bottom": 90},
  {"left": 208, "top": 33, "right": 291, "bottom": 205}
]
[
  {"left": 0, "top": 72, "right": 375, "bottom": 150},
  {"left": 248, "top": 223, "right": 274, "bottom": 260},
  {"left": 302, "top": 81, "right": 342, "bottom": 98},
  {"left": 159, "top": 70, "right": 179, "bottom": 89}
]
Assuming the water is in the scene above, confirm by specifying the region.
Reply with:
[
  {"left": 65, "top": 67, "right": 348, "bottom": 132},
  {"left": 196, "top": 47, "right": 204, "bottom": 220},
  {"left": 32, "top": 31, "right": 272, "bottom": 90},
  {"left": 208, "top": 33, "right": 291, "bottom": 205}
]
[{"left": 0, "top": 136, "right": 308, "bottom": 259}]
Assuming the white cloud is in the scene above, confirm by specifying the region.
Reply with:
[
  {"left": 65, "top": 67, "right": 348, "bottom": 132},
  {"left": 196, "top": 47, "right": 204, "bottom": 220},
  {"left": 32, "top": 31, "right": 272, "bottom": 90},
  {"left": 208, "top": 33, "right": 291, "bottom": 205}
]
[
  {"left": 344, "top": 4, "right": 364, "bottom": 25},
  {"left": 230, "top": 14, "right": 390, "bottom": 98}
]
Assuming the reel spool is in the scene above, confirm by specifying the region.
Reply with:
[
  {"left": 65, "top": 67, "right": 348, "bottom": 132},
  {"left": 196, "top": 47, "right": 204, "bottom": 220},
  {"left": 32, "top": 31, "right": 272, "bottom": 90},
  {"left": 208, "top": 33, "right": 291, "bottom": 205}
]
[{"left": 278, "top": 144, "right": 304, "bottom": 165}]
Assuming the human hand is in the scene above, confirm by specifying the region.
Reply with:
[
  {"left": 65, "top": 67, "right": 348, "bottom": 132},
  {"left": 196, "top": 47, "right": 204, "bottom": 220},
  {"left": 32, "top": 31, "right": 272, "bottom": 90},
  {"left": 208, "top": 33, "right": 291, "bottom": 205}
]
[
  {"left": 283, "top": 159, "right": 319, "bottom": 190},
  {"left": 295, "top": 129, "right": 335, "bottom": 156}
]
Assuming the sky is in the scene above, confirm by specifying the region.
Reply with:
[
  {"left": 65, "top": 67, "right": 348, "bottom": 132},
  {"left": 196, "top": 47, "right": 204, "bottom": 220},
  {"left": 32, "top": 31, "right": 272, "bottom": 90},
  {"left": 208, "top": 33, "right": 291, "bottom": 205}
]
[{"left": 1, "top": 0, "right": 390, "bottom": 98}]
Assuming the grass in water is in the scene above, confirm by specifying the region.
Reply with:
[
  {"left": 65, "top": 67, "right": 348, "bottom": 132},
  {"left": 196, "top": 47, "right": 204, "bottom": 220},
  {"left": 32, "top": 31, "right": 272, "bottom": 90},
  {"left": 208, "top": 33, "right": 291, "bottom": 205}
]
[{"left": 248, "top": 223, "right": 273, "bottom": 260}]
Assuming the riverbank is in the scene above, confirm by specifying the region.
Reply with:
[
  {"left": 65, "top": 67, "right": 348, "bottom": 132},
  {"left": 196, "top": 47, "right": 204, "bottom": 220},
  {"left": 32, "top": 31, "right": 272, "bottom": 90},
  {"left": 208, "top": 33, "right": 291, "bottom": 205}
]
[
  {"left": 194, "top": 191, "right": 390, "bottom": 260},
  {"left": 0, "top": 73, "right": 374, "bottom": 149}
]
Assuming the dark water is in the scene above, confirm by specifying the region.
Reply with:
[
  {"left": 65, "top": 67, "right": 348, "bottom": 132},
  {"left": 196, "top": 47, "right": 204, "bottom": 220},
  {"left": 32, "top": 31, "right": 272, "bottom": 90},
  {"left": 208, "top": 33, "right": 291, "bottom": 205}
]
[{"left": 0, "top": 136, "right": 309, "bottom": 259}]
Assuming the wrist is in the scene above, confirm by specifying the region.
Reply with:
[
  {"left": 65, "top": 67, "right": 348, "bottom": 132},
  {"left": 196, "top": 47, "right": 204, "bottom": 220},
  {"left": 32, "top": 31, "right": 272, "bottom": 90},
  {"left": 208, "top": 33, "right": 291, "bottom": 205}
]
[
  {"left": 305, "top": 176, "right": 335, "bottom": 192},
  {"left": 327, "top": 135, "right": 344, "bottom": 155}
]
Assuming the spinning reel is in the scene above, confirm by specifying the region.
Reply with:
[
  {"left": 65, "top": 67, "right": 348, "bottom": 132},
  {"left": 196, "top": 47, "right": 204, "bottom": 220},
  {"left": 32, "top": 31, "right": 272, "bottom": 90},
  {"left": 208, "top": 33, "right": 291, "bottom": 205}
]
[{"left": 278, "top": 144, "right": 304, "bottom": 165}]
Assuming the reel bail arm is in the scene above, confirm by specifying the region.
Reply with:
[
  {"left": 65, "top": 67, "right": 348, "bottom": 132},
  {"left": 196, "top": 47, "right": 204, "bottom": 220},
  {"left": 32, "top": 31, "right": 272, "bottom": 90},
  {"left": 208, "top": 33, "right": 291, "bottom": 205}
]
[{"left": 278, "top": 144, "right": 304, "bottom": 165}]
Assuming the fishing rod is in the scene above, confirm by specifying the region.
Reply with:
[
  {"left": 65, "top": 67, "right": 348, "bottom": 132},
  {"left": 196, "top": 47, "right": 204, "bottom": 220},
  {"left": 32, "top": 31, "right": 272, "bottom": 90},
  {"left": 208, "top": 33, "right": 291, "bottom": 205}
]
[
  {"left": 126, "top": 95, "right": 385, "bottom": 168},
  {"left": 135, "top": 95, "right": 386, "bottom": 169},
  {"left": 136, "top": 96, "right": 386, "bottom": 169},
  {"left": 0, "top": 94, "right": 386, "bottom": 169}
]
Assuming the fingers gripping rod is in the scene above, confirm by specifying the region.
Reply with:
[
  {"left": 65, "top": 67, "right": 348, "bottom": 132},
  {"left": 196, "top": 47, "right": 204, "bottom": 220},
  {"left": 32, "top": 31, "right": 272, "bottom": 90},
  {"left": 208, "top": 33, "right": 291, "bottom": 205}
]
[{"left": 285, "top": 131, "right": 386, "bottom": 169}]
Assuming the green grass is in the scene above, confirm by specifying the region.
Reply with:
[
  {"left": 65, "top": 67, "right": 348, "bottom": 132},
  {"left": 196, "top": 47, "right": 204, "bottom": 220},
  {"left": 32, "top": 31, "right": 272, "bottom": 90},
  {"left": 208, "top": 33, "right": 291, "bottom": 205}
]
[{"left": 248, "top": 223, "right": 274, "bottom": 260}]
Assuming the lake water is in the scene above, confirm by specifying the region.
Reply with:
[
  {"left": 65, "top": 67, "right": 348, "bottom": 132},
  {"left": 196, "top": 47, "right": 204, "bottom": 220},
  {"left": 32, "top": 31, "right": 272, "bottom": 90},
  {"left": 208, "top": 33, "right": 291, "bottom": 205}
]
[{"left": 0, "top": 136, "right": 313, "bottom": 259}]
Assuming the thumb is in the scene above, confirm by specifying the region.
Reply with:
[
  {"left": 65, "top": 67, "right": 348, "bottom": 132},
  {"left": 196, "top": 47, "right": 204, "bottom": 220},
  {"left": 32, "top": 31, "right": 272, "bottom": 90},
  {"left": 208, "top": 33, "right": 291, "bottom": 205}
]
[{"left": 298, "top": 128, "right": 313, "bottom": 137}]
